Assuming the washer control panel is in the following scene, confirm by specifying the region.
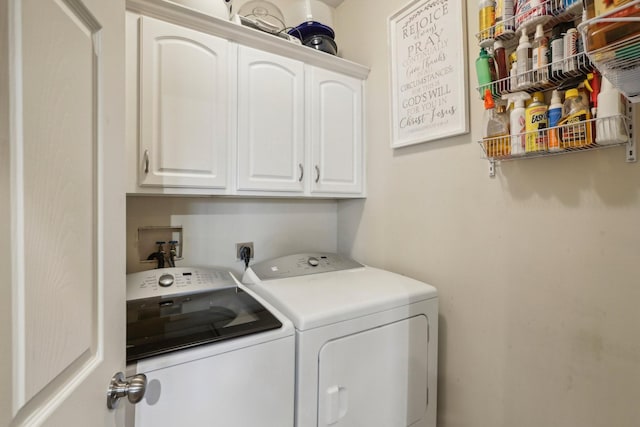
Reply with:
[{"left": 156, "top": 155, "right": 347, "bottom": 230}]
[
  {"left": 249, "top": 253, "right": 363, "bottom": 281},
  {"left": 126, "top": 267, "right": 235, "bottom": 301}
]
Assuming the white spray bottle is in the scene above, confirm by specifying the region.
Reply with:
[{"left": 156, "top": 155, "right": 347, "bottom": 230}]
[
  {"left": 596, "top": 76, "right": 628, "bottom": 145},
  {"left": 503, "top": 92, "right": 531, "bottom": 156}
]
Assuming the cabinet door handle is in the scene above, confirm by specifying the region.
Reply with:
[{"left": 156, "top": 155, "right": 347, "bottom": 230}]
[
  {"left": 143, "top": 150, "right": 149, "bottom": 174},
  {"left": 298, "top": 163, "right": 304, "bottom": 182},
  {"left": 315, "top": 165, "right": 320, "bottom": 183}
]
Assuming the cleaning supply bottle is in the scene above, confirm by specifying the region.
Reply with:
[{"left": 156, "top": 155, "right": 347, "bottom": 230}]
[
  {"left": 503, "top": 92, "right": 530, "bottom": 156},
  {"left": 493, "top": 40, "right": 509, "bottom": 92},
  {"left": 559, "top": 88, "right": 592, "bottom": 148},
  {"left": 563, "top": 24, "right": 578, "bottom": 74},
  {"left": 516, "top": 0, "right": 548, "bottom": 30},
  {"left": 547, "top": 90, "right": 563, "bottom": 151},
  {"left": 479, "top": 0, "right": 496, "bottom": 47},
  {"left": 585, "top": 72, "right": 601, "bottom": 118},
  {"left": 549, "top": 23, "right": 565, "bottom": 80},
  {"left": 516, "top": 28, "right": 532, "bottom": 89},
  {"left": 531, "top": 23, "right": 548, "bottom": 84},
  {"left": 596, "top": 76, "right": 628, "bottom": 145},
  {"left": 476, "top": 47, "right": 496, "bottom": 99},
  {"left": 525, "top": 92, "right": 548, "bottom": 152},
  {"left": 563, "top": 0, "right": 582, "bottom": 14},
  {"left": 509, "top": 51, "right": 518, "bottom": 92},
  {"left": 482, "top": 89, "right": 511, "bottom": 157},
  {"left": 495, "top": 0, "right": 515, "bottom": 39}
]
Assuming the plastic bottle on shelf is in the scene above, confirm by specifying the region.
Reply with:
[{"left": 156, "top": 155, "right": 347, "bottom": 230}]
[
  {"left": 516, "top": 28, "right": 532, "bottom": 89},
  {"left": 525, "top": 92, "right": 549, "bottom": 152},
  {"left": 476, "top": 47, "right": 496, "bottom": 99},
  {"left": 509, "top": 51, "right": 518, "bottom": 91},
  {"left": 548, "top": 89, "right": 563, "bottom": 151},
  {"left": 549, "top": 23, "right": 566, "bottom": 80},
  {"left": 583, "top": 0, "right": 595, "bottom": 19},
  {"left": 576, "top": 12, "right": 592, "bottom": 75},
  {"left": 563, "top": 25, "right": 578, "bottom": 74},
  {"left": 515, "top": 0, "right": 549, "bottom": 30},
  {"left": 503, "top": 92, "right": 531, "bottom": 156},
  {"left": 532, "top": 23, "right": 549, "bottom": 84},
  {"left": 596, "top": 76, "right": 628, "bottom": 145},
  {"left": 495, "top": 0, "right": 515, "bottom": 39},
  {"left": 493, "top": 40, "right": 509, "bottom": 92},
  {"left": 584, "top": 72, "right": 601, "bottom": 117},
  {"left": 551, "top": 0, "right": 565, "bottom": 15},
  {"left": 479, "top": 0, "right": 496, "bottom": 47},
  {"left": 562, "top": 0, "right": 582, "bottom": 15},
  {"left": 558, "top": 88, "right": 593, "bottom": 148},
  {"left": 482, "top": 89, "right": 511, "bottom": 158}
]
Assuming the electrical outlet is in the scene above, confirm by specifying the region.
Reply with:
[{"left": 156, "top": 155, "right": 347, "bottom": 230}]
[{"left": 236, "top": 242, "right": 254, "bottom": 259}]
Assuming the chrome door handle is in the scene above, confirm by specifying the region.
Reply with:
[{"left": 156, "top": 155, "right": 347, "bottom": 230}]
[
  {"left": 298, "top": 163, "right": 304, "bottom": 182},
  {"left": 107, "top": 372, "right": 147, "bottom": 410},
  {"left": 315, "top": 165, "right": 320, "bottom": 183},
  {"left": 143, "top": 150, "right": 149, "bottom": 174}
]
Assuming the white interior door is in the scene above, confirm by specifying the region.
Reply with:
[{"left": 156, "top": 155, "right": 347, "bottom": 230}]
[{"left": 0, "top": 0, "right": 126, "bottom": 426}]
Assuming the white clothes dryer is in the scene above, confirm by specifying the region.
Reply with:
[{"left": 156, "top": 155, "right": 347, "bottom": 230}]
[
  {"left": 125, "top": 267, "right": 295, "bottom": 427},
  {"left": 242, "top": 253, "right": 438, "bottom": 427}
]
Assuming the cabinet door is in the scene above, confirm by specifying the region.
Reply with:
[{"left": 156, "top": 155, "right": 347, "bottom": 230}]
[
  {"left": 309, "top": 67, "right": 363, "bottom": 195},
  {"left": 317, "top": 316, "right": 429, "bottom": 427},
  {"left": 138, "top": 16, "right": 229, "bottom": 188},
  {"left": 237, "top": 46, "right": 305, "bottom": 192}
]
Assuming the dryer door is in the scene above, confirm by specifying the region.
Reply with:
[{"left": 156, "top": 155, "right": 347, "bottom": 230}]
[{"left": 317, "top": 315, "right": 430, "bottom": 427}]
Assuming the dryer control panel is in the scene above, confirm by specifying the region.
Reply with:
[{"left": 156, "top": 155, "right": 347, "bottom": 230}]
[{"left": 248, "top": 253, "right": 364, "bottom": 281}]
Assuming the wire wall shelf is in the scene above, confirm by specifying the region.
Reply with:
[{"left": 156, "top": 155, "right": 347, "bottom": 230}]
[
  {"left": 478, "top": 114, "right": 636, "bottom": 176},
  {"left": 476, "top": 0, "right": 584, "bottom": 46},
  {"left": 578, "top": 0, "right": 640, "bottom": 103}
]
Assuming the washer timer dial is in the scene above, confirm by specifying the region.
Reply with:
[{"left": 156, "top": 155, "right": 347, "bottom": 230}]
[{"left": 158, "top": 274, "right": 174, "bottom": 287}]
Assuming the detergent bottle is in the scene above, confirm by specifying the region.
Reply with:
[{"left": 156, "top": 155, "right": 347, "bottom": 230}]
[
  {"left": 476, "top": 47, "right": 496, "bottom": 99},
  {"left": 558, "top": 88, "right": 592, "bottom": 148},
  {"left": 525, "top": 92, "right": 548, "bottom": 152},
  {"left": 482, "top": 89, "right": 511, "bottom": 158},
  {"left": 596, "top": 76, "right": 628, "bottom": 145},
  {"left": 547, "top": 90, "right": 563, "bottom": 151},
  {"left": 503, "top": 92, "right": 530, "bottom": 156}
]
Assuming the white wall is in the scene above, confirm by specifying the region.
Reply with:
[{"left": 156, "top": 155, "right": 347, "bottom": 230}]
[
  {"left": 127, "top": 197, "right": 338, "bottom": 276},
  {"left": 335, "top": 1, "right": 640, "bottom": 427}
]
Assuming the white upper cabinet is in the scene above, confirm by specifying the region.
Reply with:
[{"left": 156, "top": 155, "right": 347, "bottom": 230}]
[
  {"left": 236, "top": 46, "right": 305, "bottom": 193},
  {"left": 125, "top": 1, "right": 369, "bottom": 198},
  {"left": 137, "top": 16, "right": 230, "bottom": 189},
  {"left": 308, "top": 67, "right": 364, "bottom": 195}
]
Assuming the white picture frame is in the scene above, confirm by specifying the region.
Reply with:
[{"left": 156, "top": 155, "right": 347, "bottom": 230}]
[{"left": 388, "top": 0, "right": 469, "bottom": 148}]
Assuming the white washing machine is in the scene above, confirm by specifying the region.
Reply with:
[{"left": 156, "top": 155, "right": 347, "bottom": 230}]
[
  {"left": 125, "top": 267, "right": 295, "bottom": 427},
  {"left": 242, "top": 253, "right": 438, "bottom": 427}
]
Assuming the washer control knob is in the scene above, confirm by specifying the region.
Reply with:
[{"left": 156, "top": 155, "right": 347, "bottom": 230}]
[
  {"left": 158, "top": 274, "right": 174, "bottom": 287},
  {"left": 308, "top": 257, "right": 319, "bottom": 267}
]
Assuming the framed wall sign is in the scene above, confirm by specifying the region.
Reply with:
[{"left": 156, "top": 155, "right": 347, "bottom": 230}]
[{"left": 388, "top": 0, "right": 469, "bottom": 148}]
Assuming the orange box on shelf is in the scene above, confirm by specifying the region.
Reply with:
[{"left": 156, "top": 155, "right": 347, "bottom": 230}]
[
  {"left": 595, "top": 0, "right": 632, "bottom": 17},
  {"left": 584, "top": 2, "right": 640, "bottom": 51}
]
